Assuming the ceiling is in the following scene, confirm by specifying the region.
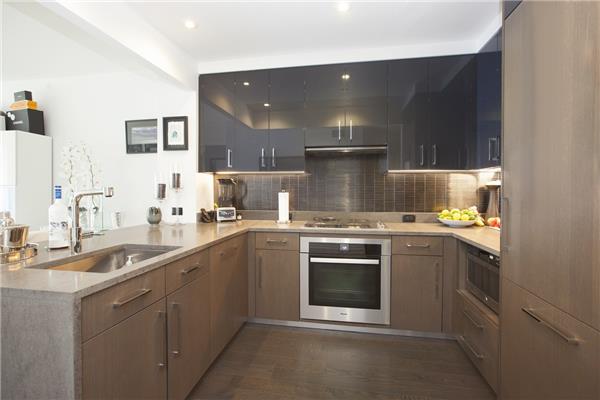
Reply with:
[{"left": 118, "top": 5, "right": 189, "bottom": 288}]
[{"left": 128, "top": 1, "right": 501, "bottom": 73}]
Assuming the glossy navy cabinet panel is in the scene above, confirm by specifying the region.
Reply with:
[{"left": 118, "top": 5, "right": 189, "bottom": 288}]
[
  {"left": 199, "top": 74, "right": 236, "bottom": 172},
  {"left": 269, "top": 68, "right": 306, "bottom": 171},
  {"left": 388, "top": 58, "right": 429, "bottom": 170}
]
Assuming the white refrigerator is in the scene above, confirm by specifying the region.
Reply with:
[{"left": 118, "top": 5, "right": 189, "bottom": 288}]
[{"left": 0, "top": 130, "right": 52, "bottom": 229}]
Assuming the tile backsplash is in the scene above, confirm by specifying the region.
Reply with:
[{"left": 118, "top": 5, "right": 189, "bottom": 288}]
[{"left": 215, "top": 154, "right": 499, "bottom": 214}]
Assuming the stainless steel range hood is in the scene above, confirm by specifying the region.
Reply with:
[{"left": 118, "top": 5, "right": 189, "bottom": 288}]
[{"left": 305, "top": 145, "right": 387, "bottom": 155}]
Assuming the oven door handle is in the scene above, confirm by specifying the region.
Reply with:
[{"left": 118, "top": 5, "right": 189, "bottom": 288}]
[{"left": 309, "top": 257, "right": 380, "bottom": 265}]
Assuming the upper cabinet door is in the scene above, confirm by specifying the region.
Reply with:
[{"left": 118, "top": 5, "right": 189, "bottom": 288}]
[
  {"left": 343, "top": 62, "right": 388, "bottom": 146},
  {"left": 304, "top": 64, "right": 347, "bottom": 147},
  {"left": 388, "top": 58, "right": 429, "bottom": 170},
  {"left": 428, "top": 55, "right": 476, "bottom": 169},
  {"left": 234, "top": 70, "right": 270, "bottom": 171},
  {"left": 268, "top": 68, "right": 306, "bottom": 171},
  {"left": 199, "top": 74, "right": 236, "bottom": 172}
]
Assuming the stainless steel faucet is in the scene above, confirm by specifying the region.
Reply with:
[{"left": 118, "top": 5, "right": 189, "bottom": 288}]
[{"left": 71, "top": 187, "right": 114, "bottom": 253}]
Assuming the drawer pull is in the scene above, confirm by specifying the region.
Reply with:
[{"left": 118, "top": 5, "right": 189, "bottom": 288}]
[
  {"left": 406, "top": 243, "right": 430, "bottom": 248},
  {"left": 463, "top": 310, "right": 484, "bottom": 329},
  {"left": 460, "top": 335, "right": 484, "bottom": 360},
  {"left": 112, "top": 288, "right": 152, "bottom": 308},
  {"left": 266, "top": 239, "right": 288, "bottom": 245},
  {"left": 157, "top": 310, "right": 166, "bottom": 368},
  {"left": 170, "top": 302, "right": 181, "bottom": 357},
  {"left": 521, "top": 308, "right": 580, "bottom": 345},
  {"left": 181, "top": 265, "right": 200, "bottom": 275}
]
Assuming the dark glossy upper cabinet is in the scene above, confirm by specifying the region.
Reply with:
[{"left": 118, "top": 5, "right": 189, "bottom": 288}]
[
  {"left": 388, "top": 58, "right": 429, "bottom": 170},
  {"left": 503, "top": 0, "right": 521, "bottom": 20},
  {"left": 199, "top": 73, "right": 236, "bottom": 172},
  {"left": 268, "top": 68, "right": 306, "bottom": 171},
  {"left": 428, "top": 55, "right": 476, "bottom": 170},
  {"left": 234, "top": 70, "right": 269, "bottom": 171},
  {"left": 475, "top": 31, "right": 502, "bottom": 169}
]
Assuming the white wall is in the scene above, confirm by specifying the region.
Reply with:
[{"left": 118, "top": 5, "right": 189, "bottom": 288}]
[{"left": 2, "top": 4, "right": 213, "bottom": 228}]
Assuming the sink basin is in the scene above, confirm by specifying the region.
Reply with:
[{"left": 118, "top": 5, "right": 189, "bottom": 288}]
[{"left": 37, "top": 244, "right": 180, "bottom": 273}]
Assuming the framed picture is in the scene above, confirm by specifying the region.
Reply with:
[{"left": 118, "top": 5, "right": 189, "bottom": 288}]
[
  {"left": 125, "top": 119, "right": 158, "bottom": 154},
  {"left": 163, "top": 116, "right": 188, "bottom": 151}
]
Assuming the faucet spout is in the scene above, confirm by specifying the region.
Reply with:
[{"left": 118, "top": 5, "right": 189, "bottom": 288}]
[{"left": 71, "top": 187, "right": 114, "bottom": 253}]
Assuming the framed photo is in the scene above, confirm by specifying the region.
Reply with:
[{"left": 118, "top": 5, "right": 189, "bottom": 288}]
[
  {"left": 125, "top": 119, "right": 158, "bottom": 154},
  {"left": 163, "top": 116, "right": 188, "bottom": 151}
]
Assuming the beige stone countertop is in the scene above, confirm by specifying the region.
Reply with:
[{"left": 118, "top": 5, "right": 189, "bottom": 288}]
[{"left": 0, "top": 220, "right": 499, "bottom": 297}]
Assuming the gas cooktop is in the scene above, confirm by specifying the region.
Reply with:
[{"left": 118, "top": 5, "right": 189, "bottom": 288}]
[{"left": 304, "top": 217, "right": 386, "bottom": 229}]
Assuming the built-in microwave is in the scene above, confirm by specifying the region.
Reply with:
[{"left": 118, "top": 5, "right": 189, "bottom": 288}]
[{"left": 466, "top": 245, "right": 500, "bottom": 314}]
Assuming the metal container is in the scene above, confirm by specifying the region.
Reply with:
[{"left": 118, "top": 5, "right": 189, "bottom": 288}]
[{"left": 0, "top": 224, "right": 29, "bottom": 248}]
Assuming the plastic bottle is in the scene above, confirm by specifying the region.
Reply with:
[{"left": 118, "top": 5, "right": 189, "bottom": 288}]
[{"left": 48, "top": 185, "right": 70, "bottom": 249}]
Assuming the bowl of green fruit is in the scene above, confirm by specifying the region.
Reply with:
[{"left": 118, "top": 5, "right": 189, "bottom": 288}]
[{"left": 437, "top": 207, "right": 484, "bottom": 228}]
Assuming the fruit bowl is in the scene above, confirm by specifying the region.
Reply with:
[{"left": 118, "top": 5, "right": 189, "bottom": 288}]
[{"left": 437, "top": 218, "right": 476, "bottom": 228}]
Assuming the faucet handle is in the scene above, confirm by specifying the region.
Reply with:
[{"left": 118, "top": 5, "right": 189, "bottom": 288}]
[
  {"left": 104, "top": 187, "right": 114, "bottom": 198},
  {"left": 125, "top": 255, "right": 133, "bottom": 266}
]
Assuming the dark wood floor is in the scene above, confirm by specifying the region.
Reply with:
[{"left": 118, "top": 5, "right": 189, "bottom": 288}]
[{"left": 188, "top": 323, "right": 495, "bottom": 400}]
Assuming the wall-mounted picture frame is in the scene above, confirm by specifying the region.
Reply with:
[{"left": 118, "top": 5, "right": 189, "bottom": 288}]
[
  {"left": 163, "top": 116, "right": 188, "bottom": 151},
  {"left": 125, "top": 119, "right": 158, "bottom": 154}
]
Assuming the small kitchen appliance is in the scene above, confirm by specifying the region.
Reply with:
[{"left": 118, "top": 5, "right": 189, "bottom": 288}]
[
  {"left": 217, "top": 178, "right": 236, "bottom": 207},
  {"left": 466, "top": 244, "right": 500, "bottom": 313},
  {"left": 216, "top": 207, "right": 236, "bottom": 222}
]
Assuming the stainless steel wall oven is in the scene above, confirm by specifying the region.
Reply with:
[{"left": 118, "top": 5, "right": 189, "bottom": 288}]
[{"left": 300, "top": 236, "right": 391, "bottom": 325}]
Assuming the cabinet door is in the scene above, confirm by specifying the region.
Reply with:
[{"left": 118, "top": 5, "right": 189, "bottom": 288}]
[
  {"left": 391, "top": 255, "right": 442, "bottom": 332},
  {"left": 388, "top": 58, "right": 429, "bottom": 170},
  {"left": 234, "top": 70, "right": 269, "bottom": 171},
  {"left": 304, "top": 64, "right": 346, "bottom": 147},
  {"left": 503, "top": 1, "right": 600, "bottom": 330},
  {"left": 199, "top": 74, "right": 237, "bottom": 172},
  {"left": 255, "top": 249, "right": 300, "bottom": 321},
  {"left": 82, "top": 299, "right": 167, "bottom": 400},
  {"left": 428, "top": 55, "right": 475, "bottom": 169},
  {"left": 167, "top": 273, "right": 211, "bottom": 400},
  {"left": 268, "top": 67, "right": 306, "bottom": 171},
  {"left": 343, "top": 61, "right": 388, "bottom": 146},
  {"left": 501, "top": 279, "right": 600, "bottom": 399}
]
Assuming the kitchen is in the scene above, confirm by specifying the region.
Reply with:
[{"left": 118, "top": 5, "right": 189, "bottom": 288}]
[{"left": 0, "top": 1, "right": 598, "bottom": 400}]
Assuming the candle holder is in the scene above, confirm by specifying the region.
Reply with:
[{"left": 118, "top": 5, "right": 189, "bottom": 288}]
[
  {"left": 169, "top": 165, "right": 183, "bottom": 225},
  {"left": 149, "top": 174, "right": 167, "bottom": 225}
]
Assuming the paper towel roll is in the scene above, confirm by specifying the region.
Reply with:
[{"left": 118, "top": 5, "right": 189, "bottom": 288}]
[{"left": 278, "top": 191, "right": 289, "bottom": 223}]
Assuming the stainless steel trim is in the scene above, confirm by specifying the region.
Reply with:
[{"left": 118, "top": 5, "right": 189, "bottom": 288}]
[
  {"left": 271, "top": 148, "right": 276, "bottom": 168},
  {"left": 309, "top": 257, "right": 380, "bottom": 265},
  {"left": 266, "top": 238, "right": 288, "bottom": 245},
  {"left": 432, "top": 144, "right": 437, "bottom": 166},
  {"left": 181, "top": 265, "right": 199, "bottom": 275},
  {"left": 349, "top": 119, "right": 353, "bottom": 141},
  {"left": 300, "top": 236, "right": 391, "bottom": 255},
  {"left": 248, "top": 318, "right": 455, "bottom": 340},
  {"left": 406, "top": 243, "right": 430, "bottom": 248},
  {"left": 305, "top": 146, "right": 387, "bottom": 154},
  {"left": 521, "top": 308, "right": 580, "bottom": 345},
  {"left": 463, "top": 310, "right": 484, "bottom": 329},
  {"left": 459, "top": 335, "right": 484, "bottom": 359},
  {"left": 338, "top": 120, "right": 341, "bottom": 141},
  {"left": 112, "top": 288, "right": 151, "bottom": 308}
]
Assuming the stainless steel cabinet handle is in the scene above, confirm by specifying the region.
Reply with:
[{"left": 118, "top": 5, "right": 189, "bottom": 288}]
[
  {"left": 338, "top": 120, "right": 342, "bottom": 142},
  {"left": 406, "top": 243, "right": 430, "bottom": 248},
  {"left": 349, "top": 119, "right": 353, "bottom": 142},
  {"left": 271, "top": 148, "right": 276, "bottom": 168},
  {"left": 258, "top": 256, "right": 263, "bottom": 289},
  {"left": 488, "top": 137, "right": 500, "bottom": 161},
  {"left": 112, "top": 288, "right": 151, "bottom": 308},
  {"left": 181, "top": 265, "right": 200, "bottom": 275},
  {"left": 266, "top": 239, "right": 288, "bottom": 245},
  {"left": 157, "top": 310, "right": 166, "bottom": 367},
  {"left": 521, "top": 308, "right": 580, "bottom": 345},
  {"left": 309, "top": 257, "right": 379, "bottom": 265},
  {"left": 463, "top": 310, "right": 484, "bottom": 329},
  {"left": 488, "top": 137, "right": 493, "bottom": 161},
  {"left": 261, "top": 148, "right": 266, "bottom": 168},
  {"left": 435, "top": 262, "right": 440, "bottom": 300},
  {"left": 460, "top": 335, "right": 484, "bottom": 359},
  {"left": 501, "top": 197, "right": 509, "bottom": 251},
  {"left": 494, "top": 136, "right": 501, "bottom": 160},
  {"left": 227, "top": 148, "right": 233, "bottom": 168},
  {"left": 432, "top": 144, "right": 437, "bottom": 166},
  {"left": 170, "top": 302, "right": 181, "bottom": 356},
  {"left": 419, "top": 145, "right": 425, "bottom": 166}
]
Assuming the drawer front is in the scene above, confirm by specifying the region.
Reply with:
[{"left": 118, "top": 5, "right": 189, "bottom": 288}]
[
  {"left": 501, "top": 278, "right": 600, "bottom": 399},
  {"left": 165, "top": 250, "right": 209, "bottom": 294},
  {"left": 256, "top": 232, "right": 299, "bottom": 251},
  {"left": 82, "top": 267, "right": 165, "bottom": 342},
  {"left": 457, "top": 293, "right": 499, "bottom": 392},
  {"left": 392, "top": 236, "right": 444, "bottom": 256},
  {"left": 211, "top": 234, "right": 247, "bottom": 261}
]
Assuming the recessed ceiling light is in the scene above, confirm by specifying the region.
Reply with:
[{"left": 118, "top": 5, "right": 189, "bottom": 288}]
[
  {"left": 243, "top": 81, "right": 250, "bottom": 86},
  {"left": 342, "top": 73, "right": 350, "bottom": 80},
  {"left": 184, "top": 20, "right": 197, "bottom": 29},
  {"left": 337, "top": 2, "right": 350, "bottom": 13},
  {"left": 264, "top": 103, "right": 270, "bottom": 107}
]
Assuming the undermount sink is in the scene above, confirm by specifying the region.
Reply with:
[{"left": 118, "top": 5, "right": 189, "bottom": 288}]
[{"left": 36, "top": 244, "right": 180, "bottom": 273}]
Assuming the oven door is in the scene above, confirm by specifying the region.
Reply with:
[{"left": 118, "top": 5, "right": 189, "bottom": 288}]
[
  {"left": 300, "top": 254, "right": 390, "bottom": 325},
  {"left": 466, "top": 253, "right": 500, "bottom": 313}
]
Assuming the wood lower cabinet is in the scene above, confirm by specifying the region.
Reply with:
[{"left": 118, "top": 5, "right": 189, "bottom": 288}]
[
  {"left": 167, "top": 272, "right": 211, "bottom": 400},
  {"left": 210, "top": 234, "right": 248, "bottom": 360},
  {"left": 391, "top": 255, "right": 442, "bottom": 332},
  {"left": 255, "top": 249, "right": 299, "bottom": 321},
  {"left": 82, "top": 299, "right": 167, "bottom": 400},
  {"left": 501, "top": 279, "right": 600, "bottom": 400}
]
